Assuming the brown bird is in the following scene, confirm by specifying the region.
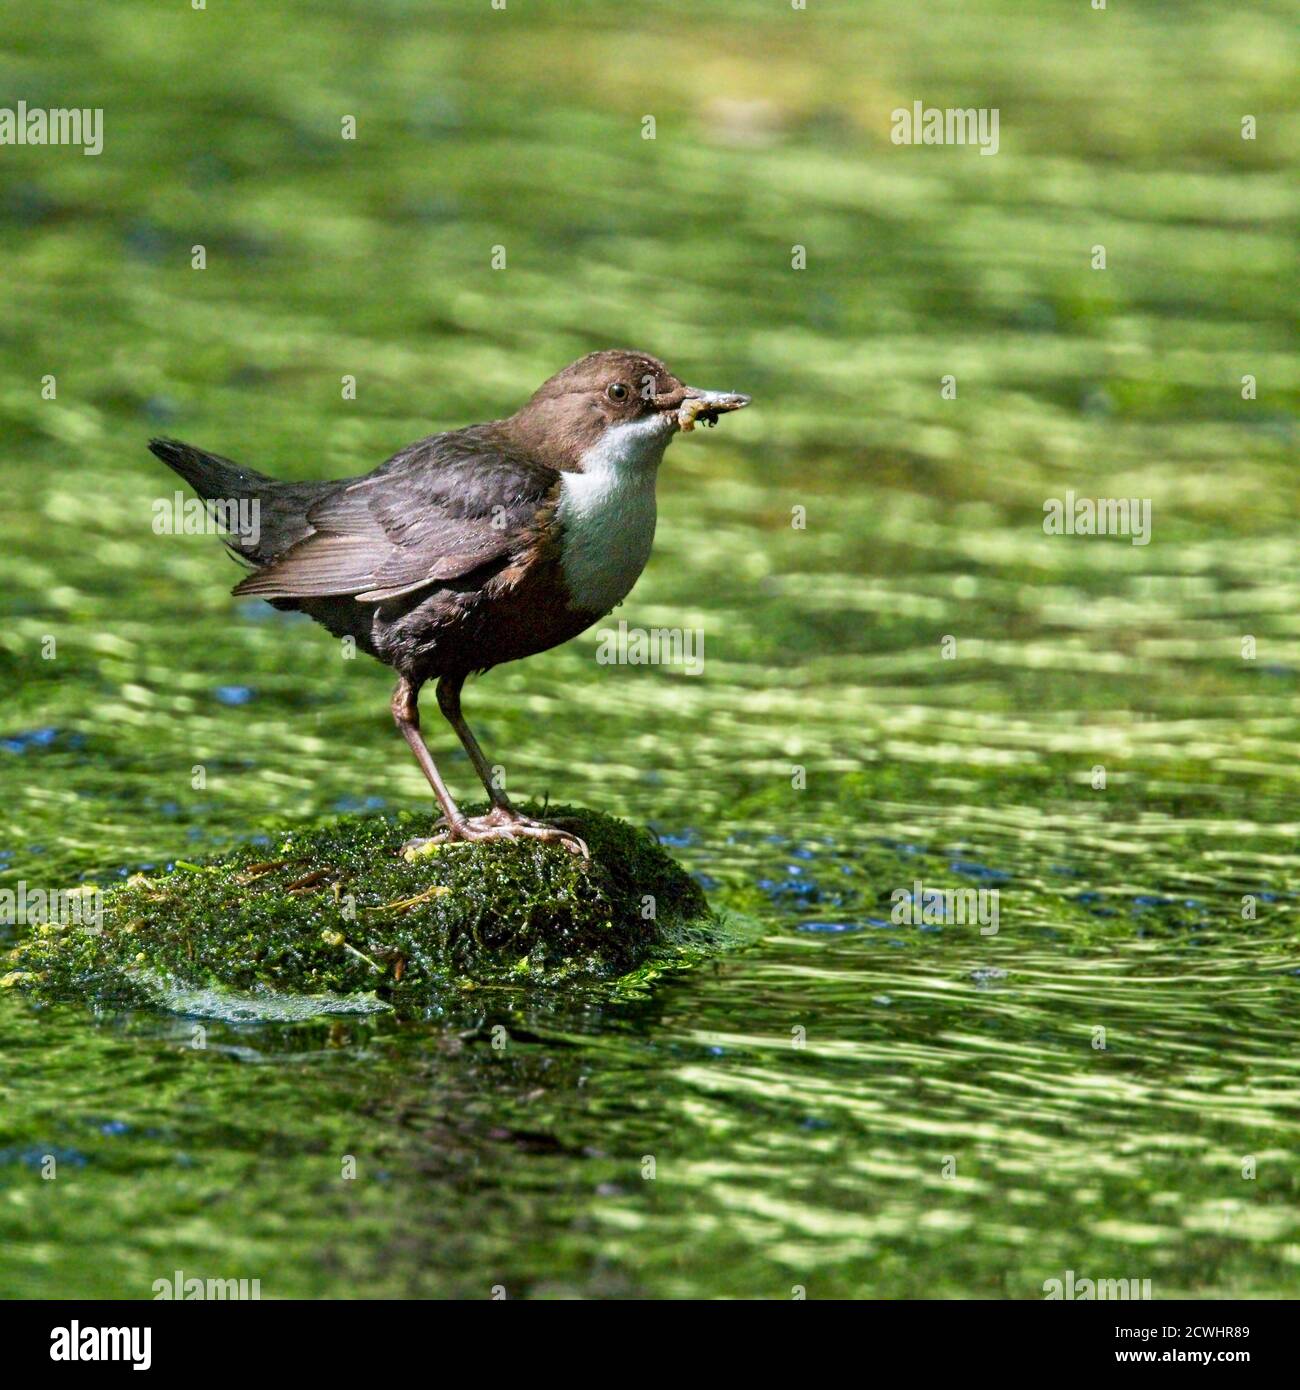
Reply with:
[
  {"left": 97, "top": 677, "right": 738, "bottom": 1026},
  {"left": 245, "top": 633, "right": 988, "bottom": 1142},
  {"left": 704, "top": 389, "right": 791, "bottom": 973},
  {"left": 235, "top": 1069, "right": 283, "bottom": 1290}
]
[{"left": 150, "top": 350, "right": 750, "bottom": 856}]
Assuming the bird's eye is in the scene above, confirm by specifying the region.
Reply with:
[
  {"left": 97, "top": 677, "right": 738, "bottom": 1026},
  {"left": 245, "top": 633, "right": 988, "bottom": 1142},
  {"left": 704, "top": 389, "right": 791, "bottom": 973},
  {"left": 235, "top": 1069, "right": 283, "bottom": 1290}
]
[{"left": 606, "top": 383, "right": 628, "bottom": 401}]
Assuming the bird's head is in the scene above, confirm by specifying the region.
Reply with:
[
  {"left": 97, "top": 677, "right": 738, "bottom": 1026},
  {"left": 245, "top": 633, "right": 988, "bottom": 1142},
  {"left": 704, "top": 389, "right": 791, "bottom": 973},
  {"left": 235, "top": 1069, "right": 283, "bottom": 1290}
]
[{"left": 509, "top": 349, "right": 750, "bottom": 472}]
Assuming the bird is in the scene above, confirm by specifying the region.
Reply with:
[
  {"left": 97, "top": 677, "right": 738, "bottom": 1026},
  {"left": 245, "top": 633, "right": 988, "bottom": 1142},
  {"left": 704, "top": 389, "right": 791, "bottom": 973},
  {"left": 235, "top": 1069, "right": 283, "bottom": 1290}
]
[{"left": 149, "top": 349, "right": 750, "bottom": 856}]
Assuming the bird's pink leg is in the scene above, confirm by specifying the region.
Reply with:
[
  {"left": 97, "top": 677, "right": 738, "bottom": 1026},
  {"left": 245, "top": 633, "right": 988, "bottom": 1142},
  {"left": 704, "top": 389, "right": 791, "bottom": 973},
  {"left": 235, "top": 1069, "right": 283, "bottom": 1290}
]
[
  {"left": 391, "top": 675, "right": 588, "bottom": 858},
  {"left": 433, "top": 674, "right": 589, "bottom": 857}
]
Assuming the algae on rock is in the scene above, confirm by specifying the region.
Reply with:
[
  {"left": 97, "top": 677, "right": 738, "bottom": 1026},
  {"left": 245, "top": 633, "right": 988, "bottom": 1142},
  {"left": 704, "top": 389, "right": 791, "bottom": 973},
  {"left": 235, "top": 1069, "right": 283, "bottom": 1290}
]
[{"left": 5, "top": 807, "right": 719, "bottom": 1012}]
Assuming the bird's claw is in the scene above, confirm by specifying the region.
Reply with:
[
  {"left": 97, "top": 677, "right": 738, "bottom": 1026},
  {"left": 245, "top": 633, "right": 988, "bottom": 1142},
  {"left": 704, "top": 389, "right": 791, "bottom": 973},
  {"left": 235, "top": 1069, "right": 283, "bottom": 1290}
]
[
  {"left": 463, "top": 818, "right": 590, "bottom": 858},
  {"left": 401, "top": 808, "right": 589, "bottom": 859}
]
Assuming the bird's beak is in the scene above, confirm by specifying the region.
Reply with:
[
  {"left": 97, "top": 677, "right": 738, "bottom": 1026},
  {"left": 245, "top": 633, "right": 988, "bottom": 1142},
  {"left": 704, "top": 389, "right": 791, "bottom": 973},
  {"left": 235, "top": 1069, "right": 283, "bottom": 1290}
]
[{"left": 674, "top": 386, "right": 752, "bottom": 431}]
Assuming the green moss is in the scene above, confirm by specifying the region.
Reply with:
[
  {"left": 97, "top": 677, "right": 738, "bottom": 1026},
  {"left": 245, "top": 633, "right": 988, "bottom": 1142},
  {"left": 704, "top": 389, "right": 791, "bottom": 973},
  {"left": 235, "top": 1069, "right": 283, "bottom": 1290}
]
[{"left": 4, "top": 807, "right": 730, "bottom": 1015}]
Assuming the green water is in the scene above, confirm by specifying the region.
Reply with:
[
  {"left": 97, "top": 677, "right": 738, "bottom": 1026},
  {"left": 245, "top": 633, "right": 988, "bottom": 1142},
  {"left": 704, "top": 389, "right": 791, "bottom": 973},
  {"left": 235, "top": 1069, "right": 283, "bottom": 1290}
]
[{"left": 2, "top": 0, "right": 1298, "bottom": 1298}]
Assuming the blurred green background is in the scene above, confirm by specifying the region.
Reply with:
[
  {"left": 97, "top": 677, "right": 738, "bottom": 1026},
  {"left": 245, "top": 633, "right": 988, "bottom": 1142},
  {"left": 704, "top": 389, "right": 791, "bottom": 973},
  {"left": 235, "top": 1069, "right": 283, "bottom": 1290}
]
[{"left": 1, "top": 0, "right": 1298, "bottom": 1299}]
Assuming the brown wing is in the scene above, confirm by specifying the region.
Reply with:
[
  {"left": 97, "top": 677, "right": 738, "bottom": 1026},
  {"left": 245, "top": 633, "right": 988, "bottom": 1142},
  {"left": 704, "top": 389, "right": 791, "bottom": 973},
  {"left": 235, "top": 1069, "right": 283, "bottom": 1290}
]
[{"left": 233, "top": 426, "right": 561, "bottom": 603}]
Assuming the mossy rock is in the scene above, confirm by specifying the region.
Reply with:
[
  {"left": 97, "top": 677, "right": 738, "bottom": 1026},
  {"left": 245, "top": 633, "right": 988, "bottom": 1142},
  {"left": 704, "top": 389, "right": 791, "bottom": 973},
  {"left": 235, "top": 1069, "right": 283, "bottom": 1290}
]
[{"left": 4, "top": 807, "right": 730, "bottom": 1016}]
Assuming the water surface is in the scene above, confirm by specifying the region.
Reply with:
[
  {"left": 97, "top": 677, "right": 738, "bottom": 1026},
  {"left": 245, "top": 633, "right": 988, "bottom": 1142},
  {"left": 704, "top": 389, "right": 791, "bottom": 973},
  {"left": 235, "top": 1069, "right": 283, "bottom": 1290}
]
[{"left": 1, "top": 0, "right": 1297, "bottom": 1298}]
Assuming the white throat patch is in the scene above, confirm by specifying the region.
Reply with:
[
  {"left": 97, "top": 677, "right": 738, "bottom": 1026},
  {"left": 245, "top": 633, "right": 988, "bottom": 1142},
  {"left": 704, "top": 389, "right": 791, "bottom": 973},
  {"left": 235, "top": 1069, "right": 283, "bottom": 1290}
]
[{"left": 557, "top": 414, "right": 672, "bottom": 614}]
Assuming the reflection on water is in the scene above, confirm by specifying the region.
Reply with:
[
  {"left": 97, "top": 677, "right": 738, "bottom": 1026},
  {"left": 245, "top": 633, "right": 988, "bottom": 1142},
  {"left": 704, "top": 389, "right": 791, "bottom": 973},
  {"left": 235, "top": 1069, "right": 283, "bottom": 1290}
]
[{"left": 1, "top": 0, "right": 1297, "bottom": 1297}]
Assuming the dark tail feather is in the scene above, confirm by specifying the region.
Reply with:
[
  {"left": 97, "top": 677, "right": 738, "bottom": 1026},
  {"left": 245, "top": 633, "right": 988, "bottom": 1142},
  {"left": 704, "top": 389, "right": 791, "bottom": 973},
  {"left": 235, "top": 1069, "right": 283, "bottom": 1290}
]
[
  {"left": 148, "top": 437, "right": 277, "bottom": 504},
  {"left": 148, "top": 437, "right": 324, "bottom": 574}
]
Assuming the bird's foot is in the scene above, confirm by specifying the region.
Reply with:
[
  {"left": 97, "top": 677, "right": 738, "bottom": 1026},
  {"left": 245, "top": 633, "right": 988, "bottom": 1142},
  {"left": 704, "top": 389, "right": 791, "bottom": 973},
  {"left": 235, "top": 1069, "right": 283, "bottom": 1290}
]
[
  {"left": 476, "top": 807, "right": 591, "bottom": 858},
  {"left": 401, "top": 806, "right": 589, "bottom": 859}
]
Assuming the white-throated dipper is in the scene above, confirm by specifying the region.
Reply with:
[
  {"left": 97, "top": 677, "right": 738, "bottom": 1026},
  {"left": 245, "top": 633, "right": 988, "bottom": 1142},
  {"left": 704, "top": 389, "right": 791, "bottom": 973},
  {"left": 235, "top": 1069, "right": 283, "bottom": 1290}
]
[{"left": 150, "top": 350, "right": 750, "bottom": 856}]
